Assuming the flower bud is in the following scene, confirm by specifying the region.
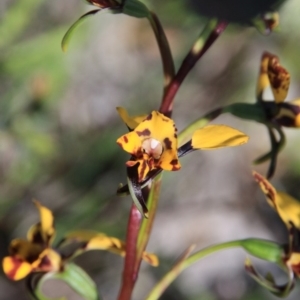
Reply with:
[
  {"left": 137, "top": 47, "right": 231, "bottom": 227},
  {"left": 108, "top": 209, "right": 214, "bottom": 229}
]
[{"left": 240, "top": 238, "right": 283, "bottom": 263}]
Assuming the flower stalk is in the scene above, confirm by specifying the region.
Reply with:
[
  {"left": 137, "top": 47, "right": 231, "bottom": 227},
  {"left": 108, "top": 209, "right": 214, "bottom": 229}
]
[
  {"left": 146, "top": 239, "right": 283, "bottom": 300},
  {"left": 159, "top": 19, "right": 228, "bottom": 117},
  {"left": 147, "top": 12, "right": 175, "bottom": 93},
  {"left": 118, "top": 204, "right": 142, "bottom": 300}
]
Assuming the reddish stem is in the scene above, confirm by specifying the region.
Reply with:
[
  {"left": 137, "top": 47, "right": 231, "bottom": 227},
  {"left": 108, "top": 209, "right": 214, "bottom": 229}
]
[
  {"left": 118, "top": 204, "right": 142, "bottom": 300},
  {"left": 159, "top": 20, "right": 228, "bottom": 117}
]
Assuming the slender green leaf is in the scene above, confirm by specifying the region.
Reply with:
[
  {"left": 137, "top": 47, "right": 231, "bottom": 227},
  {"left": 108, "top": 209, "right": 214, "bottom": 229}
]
[{"left": 61, "top": 10, "right": 100, "bottom": 52}]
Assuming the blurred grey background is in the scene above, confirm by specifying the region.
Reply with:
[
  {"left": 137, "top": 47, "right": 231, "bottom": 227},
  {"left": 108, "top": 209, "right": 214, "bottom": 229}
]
[{"left": 1, "top": 0, "right": 300, "bottom": 299}]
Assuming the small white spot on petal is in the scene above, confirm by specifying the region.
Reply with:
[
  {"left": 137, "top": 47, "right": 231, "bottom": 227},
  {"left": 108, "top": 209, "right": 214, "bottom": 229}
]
[{"left": 150, "top": 139, "right": 160, "bottom": 149}]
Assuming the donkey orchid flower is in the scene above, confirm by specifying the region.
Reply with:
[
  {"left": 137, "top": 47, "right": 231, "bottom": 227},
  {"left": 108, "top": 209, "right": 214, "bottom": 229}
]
[
  {"left": 246, "top": 171, "right": 300, "bottom": 296},
  {"left": 117, "top": 108, "right": 248, "bottom": 217},
  {"left": 2, "top": 201, "right": 158, "bottom": 281}
]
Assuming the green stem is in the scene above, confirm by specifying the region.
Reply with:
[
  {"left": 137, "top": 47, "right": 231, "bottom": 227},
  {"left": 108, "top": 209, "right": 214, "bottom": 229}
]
[
  {"left": 178, "top": 107, "right": 223, "bottom": 146},
  {"left": 135, "top": 173, "right": 162, "bottom": 271},
  {"left": 148, "top": 12, "right": 175, "bottom": 94},
  {"left": 159, "top": 19, "right": 228, "bottom": 117},
  {"left": 145, "top": 240, "right": 241, "bottom": 300}
]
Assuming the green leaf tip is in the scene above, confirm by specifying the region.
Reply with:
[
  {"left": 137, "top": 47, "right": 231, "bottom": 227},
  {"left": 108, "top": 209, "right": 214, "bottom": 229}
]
[
  {"left": 122, "top": 0, "right": 150, "bottom": 18},
  {"left": 61, "top": 9, "right": 100, "bottom": 53},
  {"left": 224, "top": 103, "right": 267, "bottom": 123},
  {"left": 240, "top": 239, "right": 283, "bottom": 263}
]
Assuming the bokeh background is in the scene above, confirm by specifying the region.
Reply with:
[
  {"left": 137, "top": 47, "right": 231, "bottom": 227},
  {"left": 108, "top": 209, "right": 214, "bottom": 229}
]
[{"left": 1, "top": 0, "right": 300, "bottom": 299}]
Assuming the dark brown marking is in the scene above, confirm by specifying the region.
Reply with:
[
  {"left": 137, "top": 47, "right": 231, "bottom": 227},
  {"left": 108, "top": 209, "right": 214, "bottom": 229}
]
[
  {"left": 136, "top": 129, "right": 151, "bottom": 136},
  {"left": 253, "top": 172, "right": 276, "bottom": 205},
  {"left": 123, "top": 136, "right": 128, "bottom": 143},
  {"left": 164, "top": 138, "right": 172, "bottom": 150},
  {"left": 170, "top": 159, "right": 178, "bottom": 165},
  {"left": 146, "top": 114, "right": 152, "bottom": 121}
]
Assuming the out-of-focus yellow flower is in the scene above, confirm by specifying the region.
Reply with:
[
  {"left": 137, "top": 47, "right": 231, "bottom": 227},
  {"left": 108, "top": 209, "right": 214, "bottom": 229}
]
[
  {"left": 253, "top": 171, "right": 300, "bottom": 277},
  {"left": 227, "top": 52, "right": 300, "bottom": 179},
  {"left": 257, "top": 52, "right": 300, "bottom": 128},
  {"left": 2, "top": 201, "right": 158, "bottom": 281}
]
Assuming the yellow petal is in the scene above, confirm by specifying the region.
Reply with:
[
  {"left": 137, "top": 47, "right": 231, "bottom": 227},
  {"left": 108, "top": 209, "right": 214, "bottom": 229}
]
[
  {"left": 60, "top": 231, "right": 157, "bottom": 265},
  {"left": 61, "top": 231, "right": 126, "bottom": 258},
  {"left": 117, "top": 131, "right": 142, "bottom": 156},
  {"left": 290, "top": 98, "right": 300, "bottom": 106},
  {"left": 256, "top": 52, "right": 272, "bottom": 100},
  {"left": 127, "top": 159, "right": 150, "bottom": 182},
  {"left": 276, "top": 192, "right": 300, "bottom": 229},
  {"left": 87, "top": 236, "right": 124, "bottom": 252},
  {"left": 27, "top": 200, "right": 55, "bottom": 245},
  {"left": 116, "top": 107, "right": 147, "bottom": 130},
  {"left": 64, "top": 230, "right": 107, "bottom": 241},
  {"left": 191, "top": 125, "right": 249, "bottom": 149},
  {"left": 268, "top": 55, "right": 290, "bottom": 103},
  {"left": 2, "top": 256, "right": 32, "bottom": 280},
  {"left": 253, "top": 171, "right": 279, "bottom": 210},
  {"left": 253, "top": 171, "right": 300, "bottom": 229},
  {"left": 286, "top": 252, "right": 300, "bottom": 276},
  {"left": 35, "top": 248, "right": 61, "bottom": 273},
  {"left": 136, "top": 111, "right": 178, "bottom": 151},
  {"left": 141, "top": 252, "right": 159, "bottom": 267}
]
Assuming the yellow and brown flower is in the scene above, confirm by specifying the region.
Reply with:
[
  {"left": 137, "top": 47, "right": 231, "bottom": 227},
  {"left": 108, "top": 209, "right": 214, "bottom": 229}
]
[
  {"left": 257, "top": 51, "right": 300, "bottom": 128},
  {"left": 253, "top": 171, "right": 300, "bottom": 277},
  {"left": 117, "top": 108, "right": 248, "bottom": 216},
  {"left": 117, "top": 111, "right": 180, "bottom": 182},
  {"left": 2, "top": 202, "right": 158, "bottom": 281}
]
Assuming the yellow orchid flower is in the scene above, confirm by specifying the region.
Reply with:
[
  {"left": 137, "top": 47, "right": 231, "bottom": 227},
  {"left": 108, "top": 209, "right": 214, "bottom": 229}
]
[
  {"left": 117, "top": 111, "right": 181, "bottom": 182},
  {"left": 256, "top": 51, "right": 300, "bottom": 128},
  {"left": 2, "top": 201, "right": 158, "bottom": 281},
  {"left": 117, "top": 108, "right": 248, "bottom": 216},
  {"left": 117, "top": 109, "right": 248, "bottom": 181},
  {"left": 232, "top": 52, "right": 300, "bottom": 179},
  {"left": 253, "top": 171, "right": 300, "bottom": 277}
]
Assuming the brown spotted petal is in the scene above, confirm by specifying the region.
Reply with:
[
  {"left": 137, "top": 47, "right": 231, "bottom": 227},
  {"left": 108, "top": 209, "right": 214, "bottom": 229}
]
[
  {"left": 2, "top": 239, "right": 43, "bottom": 280},
  {"left": 3, "top": 256, "right": 32, "bottom": 281},
  {"left": 256, "top": 52, "right": 273, "bottom": 100},
  {"left": 2, "top": 241, "right": 61, "bottom": 280},
  {"left": 253, "top": 171, "right": 300, "bottom": 230},
  {"left": 117, "top": 131, "right": 143, "bottom": 157},
  {"left": 267, "top": 55, "right": 290, "bottom": 103}
]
